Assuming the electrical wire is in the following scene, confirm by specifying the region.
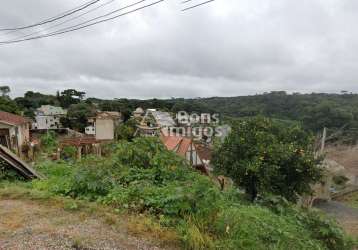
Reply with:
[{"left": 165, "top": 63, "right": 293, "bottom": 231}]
[
  {"left": 182, "top": 0, "right": 215, "bottom": 11},
  {"left": 0, "top": 0, "right": 165, "bottom": 45},
  {"left": 0, "top": 0, "right": 101, "bottom": 31},
  {"left": 7, "top": 0, "right": 118, "bottom": 41}
]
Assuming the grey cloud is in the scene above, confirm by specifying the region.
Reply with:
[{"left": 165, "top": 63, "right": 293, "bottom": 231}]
[{"left": 0, "top": 0, "right": 358, "bottom": 99}]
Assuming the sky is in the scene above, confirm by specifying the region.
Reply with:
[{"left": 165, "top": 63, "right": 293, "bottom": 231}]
[{"left": 0, "top": 0, "right": 357, "bottom": 99}]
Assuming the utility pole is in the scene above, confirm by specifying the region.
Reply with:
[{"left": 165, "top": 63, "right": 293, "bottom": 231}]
[{"left": 320, "top": 127, "right": 327, "bottom": 154}]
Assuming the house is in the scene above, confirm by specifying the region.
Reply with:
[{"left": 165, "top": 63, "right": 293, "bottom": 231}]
[
  {"left": 85, "top": 111, "right": 122, "bottom": 140},
  {"left": 160, "top": 134, "right": 212, "bottom": 172},
  {"left": 136, "top": 109, "right": 176, "bottom": 137},
  {"left": 0, "top": 111, "right": 30, "bottom": 153},
  {"left": 133, "top": 107, "right": 145, "bottom": 118},
  {"left": 33, "top": 105, "right": 67, "bottom": 129},
  {"left": 150, "top": 110, "right": 176, "bottom": 128}
]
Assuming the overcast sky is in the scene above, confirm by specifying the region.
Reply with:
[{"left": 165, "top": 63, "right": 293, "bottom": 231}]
[{"left": 0, "top": 0, "right": 357, "bottom": 99}]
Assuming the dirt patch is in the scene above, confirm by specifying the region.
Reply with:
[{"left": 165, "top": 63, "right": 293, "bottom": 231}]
[
  {"left": 325, "top": 145, "right": 358, "bottom": 176},
  {"left": 315, "top": 200, "right": 358, "bottom": 237},
  {"left": 0, "top": 199, "right": 173, "bottom": 250}
]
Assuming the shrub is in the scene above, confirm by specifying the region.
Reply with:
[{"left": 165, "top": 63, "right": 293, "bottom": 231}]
[
  {"left": 30, "top": 138, "right": 354, "bottom": 250},
  {"left": 40, "top": 131, "right": 58, "bottom": 151}
]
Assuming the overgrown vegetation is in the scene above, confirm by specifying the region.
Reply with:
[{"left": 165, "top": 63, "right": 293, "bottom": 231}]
[
  {"left": 27, "top": 137, "right": 354, "bottom": 249},
  {"left": 0, "top": 88, "right": 356, "bottom": 248},
  {"left": 40, "top": 130, "right": 58, "bottom": 152},
  {"left": 0, "top": 160, "right": 24, "bottom": 181},
  {"left": 213, "top": 117, "right": 323, "bottom": 202}
]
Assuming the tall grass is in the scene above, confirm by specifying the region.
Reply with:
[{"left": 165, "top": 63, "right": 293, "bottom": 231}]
[{"left": 28, "top": 137, "right": 355, "bottom": 250}]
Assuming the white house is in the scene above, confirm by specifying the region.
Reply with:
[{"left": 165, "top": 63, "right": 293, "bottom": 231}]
[{"left": 33, "top": 105, "right": 67, "bottom": 130}]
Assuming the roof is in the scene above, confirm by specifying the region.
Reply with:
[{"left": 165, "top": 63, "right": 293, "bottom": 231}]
[
  {"left": 0, "top": 144, "right": 42, "bottom": 179},
  {"left": 161, "top": 135, "right": 193, "bottom": 157},
  {"left": 36, "top": 105, "right": 67, "bottom": 116},
  {"left": 134, "top": 107, "right": 144, "bottom": 114},
  {"left": 94, "top": 111, "right": 121, "bottom": 120},
  {"left": 150, "top": 111, "right": 176, "bottom": 127},
  {"left": 0, "top": 111, "right": 30, "bottom": 126}
]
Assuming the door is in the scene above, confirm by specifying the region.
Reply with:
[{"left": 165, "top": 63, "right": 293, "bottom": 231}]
[{"left": 0, "top": 129, "right": 10, "bottom": 148}]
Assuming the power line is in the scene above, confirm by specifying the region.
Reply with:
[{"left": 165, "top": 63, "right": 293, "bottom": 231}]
[
  {"left": 0, "top": 0, "right": 101, "bottom": 31},
  {"left": 1, "top": 0, "right": 147, "bottom": 43},
  {"left": 0, "top": 0, "right": 165, "bottom": 45},
  {"left": 182, "top": 0, "right": 215, "bottom": 11},
  {"left": 7, "top": 0, "right": 118, "bottom": 41}
]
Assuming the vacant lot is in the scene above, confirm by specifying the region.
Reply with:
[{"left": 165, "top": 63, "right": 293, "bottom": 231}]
[{"left": 0, "top": 198, "right": 176, "bottom": 250}]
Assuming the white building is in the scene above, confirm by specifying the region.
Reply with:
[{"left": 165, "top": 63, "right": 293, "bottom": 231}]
[
  {"left": 85, "top": 111, "right": 122, "bottom": 140},
  {"left": 33, "top": 105, "right": 67, "bottom": 130}
]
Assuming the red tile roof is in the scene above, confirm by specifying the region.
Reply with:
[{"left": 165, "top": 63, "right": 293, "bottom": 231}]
[
  {"left": 177, "top": 138, "right": 192, "bottom": 157},
  {"left": 0, "top": 111, "right": 30, "bottom": 126},
  {"left": 162, "top": 136, "right": 182, "bottom": 150},
  {"left": 161, "top": 135, "right": 193, "bottom": 157}
]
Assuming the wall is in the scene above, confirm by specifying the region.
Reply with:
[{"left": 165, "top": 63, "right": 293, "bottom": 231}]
[
  {"left": 0, "top": 122, "right": 29, "bottom": 150},
  {"left": 35, "top": 115, "right": 61, "bottom": 129},
  {"left": 95, "top": 119, "right": 114, "bottom": 140},
  {"left": 18, "top": 123, "right": 30, "bottom": 145}
]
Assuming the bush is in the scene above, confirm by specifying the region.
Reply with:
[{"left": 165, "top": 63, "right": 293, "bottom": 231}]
[
  {"left": 40, "top": 131, "right": 58, "bottom": 151},
  {"left": 62, "top": 146, "right": 77, "bottom": 160},
  {"left": 0, "top": 160, "right": 24, "bottom": 181},
  {"left": 31, "top": 138, "right": 354, "bottom": 250}
]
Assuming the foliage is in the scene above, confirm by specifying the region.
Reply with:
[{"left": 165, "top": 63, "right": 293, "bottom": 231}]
[
  {"left": 0, "top": 96, "right": 20, "bottom": 114},
  {"left": 12, "top": 90, "right": 358, "bottom": 143},
  {"left": 115, "top": 119, "right": 136, "bottom": 141},
  {"left": 58, "top": 89, "right": 86, "bottom": 108},
  {"left": 29, "top": 138, "right": 353, "bottom": 250},
  {"left": 213, "top": 117, "right": 322, "bottom": 202},
  {"left": 40, "top": 131, "right": 58, "bottom": 151},
  {"left": 0, "top": 160, "right": 24, "bottom": 181},
  {"left": 62, "top": 102, "right": 96, "bottom": 132},
  {"left": 62, "top": 146, "right": 77, "bottom": 160},
  {"left": 14, "top": 91, "right": 60, "bottom": 118}
]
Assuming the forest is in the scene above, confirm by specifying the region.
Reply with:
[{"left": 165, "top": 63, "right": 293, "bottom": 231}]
[{"left": 2, "top": 88, "right": 358, "bottom": 141}]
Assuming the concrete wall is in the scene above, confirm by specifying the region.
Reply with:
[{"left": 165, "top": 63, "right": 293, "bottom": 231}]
[
  {"left": 18, "top": 123, "right": 30, "bottom": 145},
  {"left": 0, "top": 122, "right": 29, "bottom": 149},
  {"left": 95, "top": 119, "right": 114, "bottom": 140}
]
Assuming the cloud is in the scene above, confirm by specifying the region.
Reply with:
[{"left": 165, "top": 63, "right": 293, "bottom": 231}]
[{"left": 0, "top": 0, "right": 357, "bottom": 99}]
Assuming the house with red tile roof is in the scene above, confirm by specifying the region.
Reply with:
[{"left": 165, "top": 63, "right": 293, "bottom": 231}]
[
  {"left": 0, "top": 111, "right": 30, "bottom": 153},
  {"left": 160, "top": 134, "right": 212, "bottom": 173}
]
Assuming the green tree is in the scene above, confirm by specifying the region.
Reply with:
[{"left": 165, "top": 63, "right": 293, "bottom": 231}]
[
  {"left": 213, "top": 117, "right": 322, "bottom": 202},
  {"left": 58, "top": 89, "right": 86, "bottom": 108},
  {"left": 115, "top": 119, "right": 136, "bottom": 141},
  {"left": 0, "top": 96, "right": 20, "bottom": 114},
  {"left": 65, "top": 103, "right": 96, "bottom": 132}
]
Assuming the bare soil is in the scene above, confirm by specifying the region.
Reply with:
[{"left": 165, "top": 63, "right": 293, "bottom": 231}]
[
  {"left": 315, "top": 200, "right": 358, "bottom": 237},
  {"left": 0, "top": 199, "right": 172, "bottom": 250}
]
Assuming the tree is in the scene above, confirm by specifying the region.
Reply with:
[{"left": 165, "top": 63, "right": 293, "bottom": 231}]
[
  {"left": 213, "top": 117, "right": 322, "bottom": 202},
  {"left": 115, "top": 119, "right": 136, "bottom": 141},
  {"left": 65, "top": 103, "right": 96, "bottom": 132},
  {"left": 58, "top": 89, "right": 86, "bottom": 108},
  {"left": 0, "top": 86, "right": 10, "bottom": 97},
  {"left": 0, "top": 96, "right": 20, "bottom": 114}
]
